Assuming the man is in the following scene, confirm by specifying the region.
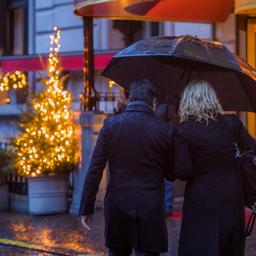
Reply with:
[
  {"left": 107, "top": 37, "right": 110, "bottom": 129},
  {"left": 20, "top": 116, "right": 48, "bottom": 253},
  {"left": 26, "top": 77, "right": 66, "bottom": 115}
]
[
  {"left": 114, "top": 90, "right": 129, "bottom": 114},
  {"left": 80, "top": 79, "right": 174, "bottom": 256}
]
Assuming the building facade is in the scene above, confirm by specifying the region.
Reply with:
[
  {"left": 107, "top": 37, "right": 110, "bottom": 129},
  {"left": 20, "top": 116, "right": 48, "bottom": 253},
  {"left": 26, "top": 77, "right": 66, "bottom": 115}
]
[
  {"left": 235, "top": 1, "right": 256, "bottom": 137},
  {"left": 0, "top": 0, "right": 213, "bottom": 146}
]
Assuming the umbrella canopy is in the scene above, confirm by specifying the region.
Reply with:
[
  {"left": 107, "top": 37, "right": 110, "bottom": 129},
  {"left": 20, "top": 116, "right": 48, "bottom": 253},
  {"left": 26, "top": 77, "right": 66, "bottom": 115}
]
[
  {"left": 74, "top": 0, "right": 234, "bottom": 22},
  {"left": 126, "top": 0, "right": 234, "bottom": 23},
  {"left": 102, "top": 35, "right": 256, "bottom": 112}
]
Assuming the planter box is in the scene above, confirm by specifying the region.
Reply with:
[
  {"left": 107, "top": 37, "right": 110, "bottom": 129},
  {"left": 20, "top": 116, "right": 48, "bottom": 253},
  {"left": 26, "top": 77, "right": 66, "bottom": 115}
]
[
  {"left": 10, "top": 194, "right": 29, "bottom": 213},
  {"left": 27, "top": 175, "right": 68, "bottom": 215},
  {"left": 0, "top": 185, "right": 9, "bottom": 211}
]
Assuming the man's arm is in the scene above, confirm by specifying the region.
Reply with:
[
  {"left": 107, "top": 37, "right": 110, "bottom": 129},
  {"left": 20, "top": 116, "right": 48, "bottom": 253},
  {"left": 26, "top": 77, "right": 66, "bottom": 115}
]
[
  {"left": 79, "top": 120, "right": 108, "bottom": 216},
  {"left": 164, "top": 124, "right": 176, "bottom": 181}
]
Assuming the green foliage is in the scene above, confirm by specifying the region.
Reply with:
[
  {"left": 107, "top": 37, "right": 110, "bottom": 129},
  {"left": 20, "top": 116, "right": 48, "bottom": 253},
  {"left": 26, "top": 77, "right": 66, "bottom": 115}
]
[{"left": 0, "top": 150, "right": 14, "bottom": 185}]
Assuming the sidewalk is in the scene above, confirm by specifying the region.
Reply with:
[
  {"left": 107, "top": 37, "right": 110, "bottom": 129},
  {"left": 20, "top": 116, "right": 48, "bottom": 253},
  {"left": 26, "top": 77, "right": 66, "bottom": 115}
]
[{"left": 0, "top": 208, "right": 255, "bottom": 256}]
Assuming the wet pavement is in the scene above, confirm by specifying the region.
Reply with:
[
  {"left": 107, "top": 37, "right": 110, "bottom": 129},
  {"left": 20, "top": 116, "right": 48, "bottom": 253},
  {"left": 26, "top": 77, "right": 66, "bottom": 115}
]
[
  {"left": 0, "top": 208, "right": 255, "bottom": 256},
  {"left": 0, "top": 206, "right": 107, "bottom": 256}
]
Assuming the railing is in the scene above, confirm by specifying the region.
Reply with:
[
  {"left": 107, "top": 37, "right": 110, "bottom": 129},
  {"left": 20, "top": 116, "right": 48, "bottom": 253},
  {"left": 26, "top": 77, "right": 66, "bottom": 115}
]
[
  {"left": 0, "top": 93, "right": 119, "bottom": 117},
  {"left": 97, "top": 92, "right": 119, "bottom": 113},
  {"left": 6, "top": 173, "right": 28, "bottom": 195},
  {"left": 0, "top": 104, "right": 27, "bottom": 116},
  {"left": 0, "top": 142, "right": 10, "bottom": 151},
  {"left": 73, "top": 92, "right": 120, "bottom": 113}
]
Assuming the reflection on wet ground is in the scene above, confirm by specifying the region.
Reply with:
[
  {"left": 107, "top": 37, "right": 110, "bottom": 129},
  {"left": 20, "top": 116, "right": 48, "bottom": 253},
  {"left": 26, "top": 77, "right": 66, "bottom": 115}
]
[
  {"left": 0, "top": 208, "right": 255, "bottom": 256},
  {"left": 0, "top": 207, "right": 106, "bottom": 255}
]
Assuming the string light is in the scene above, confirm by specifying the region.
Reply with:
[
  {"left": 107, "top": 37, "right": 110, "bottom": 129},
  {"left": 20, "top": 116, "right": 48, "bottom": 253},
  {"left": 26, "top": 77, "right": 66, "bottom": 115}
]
[
  {"left": 0, "top": 71, "right": 27, "bottom": 92},
  {"left": 13, "top": 27, "right": 79, "bottom": 177}
]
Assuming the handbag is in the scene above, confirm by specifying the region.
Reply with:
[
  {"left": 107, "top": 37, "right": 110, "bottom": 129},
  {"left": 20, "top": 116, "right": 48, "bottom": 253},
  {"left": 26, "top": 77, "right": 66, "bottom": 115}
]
[
  {"left": 226, "top": 117, "right": 256, "bottom": 238},
  {"left": 234, "top": 144, "right": 256, "bottom": 238}
]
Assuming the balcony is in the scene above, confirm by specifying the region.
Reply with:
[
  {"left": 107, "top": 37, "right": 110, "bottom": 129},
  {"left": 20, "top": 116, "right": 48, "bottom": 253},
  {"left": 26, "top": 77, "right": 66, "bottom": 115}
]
[{"left": 0, "top": 104, "right": 27, "bottom": 116}]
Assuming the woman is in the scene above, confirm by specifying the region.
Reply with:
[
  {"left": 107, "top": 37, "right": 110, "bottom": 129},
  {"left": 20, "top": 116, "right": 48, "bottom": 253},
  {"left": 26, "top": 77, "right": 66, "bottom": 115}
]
[{"left": 174, "top": 80, "right": 256, "bottom": 256}]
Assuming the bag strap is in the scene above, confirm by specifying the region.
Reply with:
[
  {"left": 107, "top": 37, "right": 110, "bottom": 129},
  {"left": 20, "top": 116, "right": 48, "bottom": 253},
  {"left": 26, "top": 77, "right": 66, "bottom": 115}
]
[
  {"left": 245, "top": 212, "right": 256, "bottom": 238},
  {"left": 245, "top": 202, "right": 256, "bottom": 238},
  {"left": 225, "top": 116, "right": 241, "bottom": 158}
]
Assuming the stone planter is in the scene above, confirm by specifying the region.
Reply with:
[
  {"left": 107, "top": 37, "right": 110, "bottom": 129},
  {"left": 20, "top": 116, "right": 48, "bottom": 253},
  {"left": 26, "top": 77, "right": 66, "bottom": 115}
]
[
  {"left": 27, "top": 175, "right": 68, "bottom": 215},
  {"left": 10, "top": 194, "right": 29, "bottom": 213},
  {"left": 0, "top": 185, "right": 9, "bottom": 211}
]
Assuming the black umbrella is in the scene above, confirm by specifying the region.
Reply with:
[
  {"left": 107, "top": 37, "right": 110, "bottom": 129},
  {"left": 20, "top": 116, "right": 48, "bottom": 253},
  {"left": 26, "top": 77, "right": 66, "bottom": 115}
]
[{"left": 102, "top": 35, "right": 256, "bottom": 112}]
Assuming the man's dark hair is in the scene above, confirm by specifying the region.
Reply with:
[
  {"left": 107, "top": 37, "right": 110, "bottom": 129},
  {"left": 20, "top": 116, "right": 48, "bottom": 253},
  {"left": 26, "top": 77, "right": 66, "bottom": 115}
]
[{"left": 129, "top": 79, "right": 158, "bottom": 106}]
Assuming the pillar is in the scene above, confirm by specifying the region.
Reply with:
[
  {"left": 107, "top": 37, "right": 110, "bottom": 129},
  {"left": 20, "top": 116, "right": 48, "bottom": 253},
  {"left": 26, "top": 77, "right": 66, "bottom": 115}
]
[{"left": 70, "top": 111, "right": 107, "bottom": 214}]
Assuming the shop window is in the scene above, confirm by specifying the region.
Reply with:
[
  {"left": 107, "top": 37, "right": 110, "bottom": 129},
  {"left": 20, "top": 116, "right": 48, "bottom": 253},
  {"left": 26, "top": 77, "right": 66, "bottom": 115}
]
[{"left": 0, "top": 0, "right": 29, "bottom": 104}]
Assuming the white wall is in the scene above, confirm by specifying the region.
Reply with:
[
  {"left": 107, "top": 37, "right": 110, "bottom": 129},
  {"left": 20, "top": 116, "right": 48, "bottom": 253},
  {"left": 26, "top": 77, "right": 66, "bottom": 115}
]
[
  {"left": 161, "top": 21, "right": 212, "bottom": 39},
  {"left": 215, "top": 14, "right": 236, "bottom": 53},
  {"left": 34, "top": 0, "right": 83, "bottom": 53}
]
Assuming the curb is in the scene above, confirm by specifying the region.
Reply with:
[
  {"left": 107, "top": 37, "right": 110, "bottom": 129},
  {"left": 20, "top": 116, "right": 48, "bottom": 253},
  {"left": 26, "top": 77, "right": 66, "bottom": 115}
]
[{"left": 0, "top": 238, "right": 94, "bottom": 256}]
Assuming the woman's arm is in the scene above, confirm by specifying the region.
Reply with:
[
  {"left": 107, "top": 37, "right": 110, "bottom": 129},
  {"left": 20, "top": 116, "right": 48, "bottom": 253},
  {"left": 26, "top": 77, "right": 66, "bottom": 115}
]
[
  {"left": 173, "top": 130, "right": 194, "bottom": 181},
  {"left": 235, "top": 116, "right": 256, "bottom": 150}
]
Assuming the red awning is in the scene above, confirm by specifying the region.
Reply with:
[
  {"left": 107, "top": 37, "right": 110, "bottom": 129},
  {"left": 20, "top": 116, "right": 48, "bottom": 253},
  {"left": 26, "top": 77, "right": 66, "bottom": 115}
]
[
  {"left": 74, "top": 0, "right": 234, "bottom": 23},
  {"left": 0, "top": 52, "right": 115, "bottom": 73},
  {"left": 126, "top": 0, "right": 234, "bottom": 23},
  {"left": 74, "top": 0, "right": 139, "bottom": 19}
]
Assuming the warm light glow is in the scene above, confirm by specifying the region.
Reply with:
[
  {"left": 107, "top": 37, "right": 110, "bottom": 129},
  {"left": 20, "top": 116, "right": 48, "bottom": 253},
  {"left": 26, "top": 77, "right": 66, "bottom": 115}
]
[
  {"left": 13, "top": 27, "right": 79, "bottom": 177},
  {"left": 212, "top": 41, "right": 222, "bottom": 46},
  {"left": 0, "top": 71, "right": 27, "bottom": 92},
  {"left": 108, "top": 80, "right": 115, "bottom": 88}
]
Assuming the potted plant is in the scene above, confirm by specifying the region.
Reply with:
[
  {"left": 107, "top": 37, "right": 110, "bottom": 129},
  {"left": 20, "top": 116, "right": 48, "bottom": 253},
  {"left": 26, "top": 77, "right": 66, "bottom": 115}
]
[
  {"left": 0, "top": 150, "right": 11, "bottom": 211},
  {"left": 11, "top": 27, "right": 79, "bottom": 215}
]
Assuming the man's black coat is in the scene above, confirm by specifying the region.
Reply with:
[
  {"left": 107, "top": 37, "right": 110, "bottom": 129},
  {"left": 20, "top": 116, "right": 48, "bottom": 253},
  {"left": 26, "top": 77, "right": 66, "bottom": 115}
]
[{"left": 80, "top": 101, "right": 173, "bottom": 253}]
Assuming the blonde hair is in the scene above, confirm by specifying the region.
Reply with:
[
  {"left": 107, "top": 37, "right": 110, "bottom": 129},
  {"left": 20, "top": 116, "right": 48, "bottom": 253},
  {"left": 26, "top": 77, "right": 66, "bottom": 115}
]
[{"left": 179, "top": 80, "right": 223, "bottom": 123}]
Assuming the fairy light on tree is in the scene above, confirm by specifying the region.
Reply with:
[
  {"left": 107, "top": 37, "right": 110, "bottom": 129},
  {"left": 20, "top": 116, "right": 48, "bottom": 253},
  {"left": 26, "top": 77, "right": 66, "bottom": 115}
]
[
  {"left": 0, "top": 71, "right": 27, "bottom": 92},
  {"left": 0, "top": 72, "right": 26, "bottom": 91},
  {"left": 12, "top": 27, "right": 78, "bottom": 177}
]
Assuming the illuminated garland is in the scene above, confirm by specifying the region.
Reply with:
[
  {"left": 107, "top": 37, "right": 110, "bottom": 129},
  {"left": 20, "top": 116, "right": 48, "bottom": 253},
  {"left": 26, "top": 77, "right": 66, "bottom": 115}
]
[
  {"left": 108, "top": 80, "right": 115, "bottom": 88},
  {"left": 13, "top": 27, "right": 78, "bottom": 177},
  {"left": 0, "top": 71, "right": 26, "bottom": 92}
]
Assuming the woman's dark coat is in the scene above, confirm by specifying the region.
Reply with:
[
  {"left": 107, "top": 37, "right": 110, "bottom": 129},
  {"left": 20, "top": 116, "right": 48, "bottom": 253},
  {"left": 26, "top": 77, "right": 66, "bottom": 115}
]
[
  {"left": 174, "top": 114, "right": 256, "bottom": 256},
  {"left": 80, "top": 101, "right": 174, "bottom": 253}
]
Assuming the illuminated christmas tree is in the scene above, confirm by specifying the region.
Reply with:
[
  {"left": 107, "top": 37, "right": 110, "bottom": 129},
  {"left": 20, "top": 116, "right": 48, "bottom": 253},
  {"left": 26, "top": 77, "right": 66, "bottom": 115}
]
[{"left": 13, "top": 27, "right": 78, "bottom": 177}]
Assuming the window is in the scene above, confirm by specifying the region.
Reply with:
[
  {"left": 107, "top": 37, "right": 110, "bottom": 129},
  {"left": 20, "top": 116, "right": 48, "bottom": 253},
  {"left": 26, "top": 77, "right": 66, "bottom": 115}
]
[
  {"left": 113, "top": 20, "right": 143, "bottom": 47},
  {"left": 5, "top": 0, "right": 28, "bottom": 55}
]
